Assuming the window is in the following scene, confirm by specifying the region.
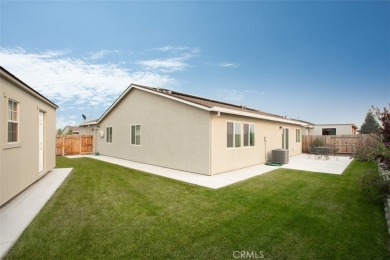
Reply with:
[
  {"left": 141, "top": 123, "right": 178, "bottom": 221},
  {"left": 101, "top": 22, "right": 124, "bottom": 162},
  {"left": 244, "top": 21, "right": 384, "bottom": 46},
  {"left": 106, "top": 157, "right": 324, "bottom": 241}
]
[
  {"left": 244, "top": 123, "right": 255, "bottom": 147},
  {"left": 131, "top": 125, "right": 141, "bottom": 145},
  {"left": 106, "top": 127, "right": 112, "bottom": 143},
  {"left": 227, "top": 122, "right": 241, "bottom": 148},
  {"left": 234, "top": 123, "right": 241, "bottom": 147},
  {"left": 282, "top": 128, "right": 289, "bottom": 149},
  {"left": 7, "top": 99, "right": 19, "bottom": 143},
  {"left": 296, "top": 129, "right": 301, "bottom": 142},
  {"left": 322, "top": 128, "right": 336, "bottom": 135}
]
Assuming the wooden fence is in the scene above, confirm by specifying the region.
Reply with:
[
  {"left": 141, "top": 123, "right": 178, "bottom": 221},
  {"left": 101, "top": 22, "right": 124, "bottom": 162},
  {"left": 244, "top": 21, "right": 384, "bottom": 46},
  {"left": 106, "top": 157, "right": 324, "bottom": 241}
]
[
  {"left": 302, "top": 134, "right": 375, "bottom": 154},
  {"left": 56, "top": 135, "right": 93, "bottom": 156}
]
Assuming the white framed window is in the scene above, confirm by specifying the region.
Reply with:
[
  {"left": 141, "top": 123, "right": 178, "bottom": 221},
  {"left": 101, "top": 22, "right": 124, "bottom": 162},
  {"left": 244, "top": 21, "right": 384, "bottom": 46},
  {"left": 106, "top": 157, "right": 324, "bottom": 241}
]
[
  {"left": 227, "top": 122, "right": 241, "bottom": 148},
  {"left": 131, "top": 125, "right": 141, "bottom": 145},
  {"left": 7, "top": 99, "right": 19, "bottom": 143},
  {"left": 106, "top": 127, "right": 112, "bottom": 143},
  {"left": 243, "top": 123, "right": 255, "bottom": 147},
  {"left": 282, "top": 128, "right": 289, "bottom": 149},
  {"left": 296, "top": 129, "right": 301, "bottom": 142}
]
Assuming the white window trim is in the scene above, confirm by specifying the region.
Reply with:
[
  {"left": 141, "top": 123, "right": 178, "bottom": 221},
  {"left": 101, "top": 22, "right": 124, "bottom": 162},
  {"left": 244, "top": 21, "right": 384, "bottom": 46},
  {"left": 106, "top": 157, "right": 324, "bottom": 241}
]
[
  {"left": 282, "top": 128, "right": 289, "bottom": 149},
  {"left": 243, "top": 122, "right": 255, "bottom": 148},
  {"left": 7, "top": 98, "right": 19, "bottom": 144},
  {"left": 227, "top": 121, "right": 242, "bottom": 149},
  {"left": 130, "top": 124, "right": 141, "bottom": 146},
  {"left": 105, "top": 126, "right": 113, "bottom": 144},
  {"left": 296, "top": 129, "right": 301, "bottom": 143}
]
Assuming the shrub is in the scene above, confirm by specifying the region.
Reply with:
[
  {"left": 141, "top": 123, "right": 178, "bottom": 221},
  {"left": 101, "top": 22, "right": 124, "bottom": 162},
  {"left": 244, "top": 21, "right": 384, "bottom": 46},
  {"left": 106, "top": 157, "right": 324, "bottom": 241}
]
[
  {"left": 360, "top": 170, "right": 390, "bottom": 202},
  {"left": 310, "top": 137, "right": 325, "bottom": 150},
  {"left": 354, "top": 135, "right": 390, "bottom": 165}
]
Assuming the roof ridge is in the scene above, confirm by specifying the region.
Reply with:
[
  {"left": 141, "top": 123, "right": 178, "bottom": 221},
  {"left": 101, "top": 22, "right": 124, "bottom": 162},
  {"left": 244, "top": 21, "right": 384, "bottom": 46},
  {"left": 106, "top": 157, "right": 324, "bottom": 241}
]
[{"left": 134, "top": 84, "right": 259, "bottom": 112}]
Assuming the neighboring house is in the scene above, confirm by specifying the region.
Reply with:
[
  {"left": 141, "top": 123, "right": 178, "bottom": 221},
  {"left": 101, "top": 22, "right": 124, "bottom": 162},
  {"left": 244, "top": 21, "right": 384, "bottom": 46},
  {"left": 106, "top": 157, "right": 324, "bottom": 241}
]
[
  {"left": 309, "top": 124, "right": 358, "bottom": 136},
  {"left": 95, "top": 84, "right": 308, "bottom": 176},
  {"left": 0, "top": 67, "right": 58, "bottom": 206},
  {"left": 79, "top": 119, "right": 99, "bottom": 154},
  {"left": 61, "top": 125, "right": 80, "bottom": 135},
  {"left": 79, "top": 119, "right": 98, "bottom": 135}
]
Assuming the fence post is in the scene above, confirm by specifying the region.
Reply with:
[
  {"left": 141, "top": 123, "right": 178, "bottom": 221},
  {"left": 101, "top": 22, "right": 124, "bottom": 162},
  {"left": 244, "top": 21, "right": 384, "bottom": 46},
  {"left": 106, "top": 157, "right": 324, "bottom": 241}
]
[
  {"left": 62, "top": 136, "right": 65, "bottom": 156},
  {"left": 79, "top": 135, "right": 82, "bottom": 155}
]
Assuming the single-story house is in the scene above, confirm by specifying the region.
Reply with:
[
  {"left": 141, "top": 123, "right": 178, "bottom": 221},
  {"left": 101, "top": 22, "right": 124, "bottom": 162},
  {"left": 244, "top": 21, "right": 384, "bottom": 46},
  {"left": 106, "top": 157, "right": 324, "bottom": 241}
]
[
  {"left": 61, "top": 125, "right": 80, "bottom": 135},
  {"left": 79, "top": 119, "right": 98, "bottom": 135},
  {"left": 309, "top": 124, "right": 358, "bottom": 135},
  {"left": 0, "top": 67, "right": 58, "bottom": 206},
  {"left": 94, "top": 84, "right": 308, "bottom": 176}
]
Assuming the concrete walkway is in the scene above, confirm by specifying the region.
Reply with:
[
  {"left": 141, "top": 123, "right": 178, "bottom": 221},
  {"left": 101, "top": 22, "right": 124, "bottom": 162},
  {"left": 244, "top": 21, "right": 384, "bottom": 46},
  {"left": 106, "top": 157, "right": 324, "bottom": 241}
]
[
  {"left": 66, "top": 155, "right": 276, "bottom": 189},
  {"left": 0, "top": 168, "right": 72, "bottom": 259},
  {"left": 67, "top": 153, "right": 353, "bottom": 189}
]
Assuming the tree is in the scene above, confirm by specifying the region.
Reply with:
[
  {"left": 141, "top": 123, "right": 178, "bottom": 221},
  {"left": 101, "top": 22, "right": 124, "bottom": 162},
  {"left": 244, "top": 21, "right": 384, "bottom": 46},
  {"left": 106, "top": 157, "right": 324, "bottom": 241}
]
[
  {"left": 56, "top": 128, "right": 62, "bottom": 135},
  {"left": 360, "top": 109, "right": 380, "bottom": 134},
  {"left": 374, "top": 104, "right": 390, "bottom": 143}
]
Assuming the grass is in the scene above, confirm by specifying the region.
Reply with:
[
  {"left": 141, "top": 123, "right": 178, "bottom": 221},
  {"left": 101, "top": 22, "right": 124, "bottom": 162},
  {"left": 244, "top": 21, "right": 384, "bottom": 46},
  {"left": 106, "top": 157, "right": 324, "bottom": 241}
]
[{"left": 5, "top": 157, "right": 390, "bottom": 259}]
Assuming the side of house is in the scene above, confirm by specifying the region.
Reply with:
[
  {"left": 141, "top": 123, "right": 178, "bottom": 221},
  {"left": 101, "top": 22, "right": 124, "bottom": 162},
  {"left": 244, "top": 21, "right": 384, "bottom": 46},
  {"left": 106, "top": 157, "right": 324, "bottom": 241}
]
[
  {"left": 0, "top": 67, "right": 58, "bottom": 206},
  {"left": 97, "top": 88, "right": 211, "bottom": 175},
  {"left": 211, "top": 114, "right": 302, "bottom": 174},
  {"left": 309, "top": 124, "right": 358, "bottom": 135},
  {"left": 95, "top": 84, "right": 306, "bottom": 176}
]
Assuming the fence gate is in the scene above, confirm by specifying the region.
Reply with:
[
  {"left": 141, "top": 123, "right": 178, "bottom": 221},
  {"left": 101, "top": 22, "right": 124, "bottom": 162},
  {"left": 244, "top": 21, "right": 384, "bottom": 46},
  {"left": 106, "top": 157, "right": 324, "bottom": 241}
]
[{"left": 56, "top": 135, "right": 93, "bottom": 156}]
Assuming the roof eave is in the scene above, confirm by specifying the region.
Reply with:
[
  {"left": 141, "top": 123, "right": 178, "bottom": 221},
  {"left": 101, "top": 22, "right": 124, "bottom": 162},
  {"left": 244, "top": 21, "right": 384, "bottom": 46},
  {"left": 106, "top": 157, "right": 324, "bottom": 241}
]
[
  {"left": 211, "top": 106, "right": 308, "bottom": 126},
  {"left": 97, "top": 84, "right": 212, "bottom": 124},
  {"left": 0, "top": 67, "right": 58, "bottom": 109}
]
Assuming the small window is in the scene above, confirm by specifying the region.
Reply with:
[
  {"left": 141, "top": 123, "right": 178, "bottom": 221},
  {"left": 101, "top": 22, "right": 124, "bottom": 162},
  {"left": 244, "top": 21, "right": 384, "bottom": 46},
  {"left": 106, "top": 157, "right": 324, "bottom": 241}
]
[
  {"left": 106, "top": 127, "right": 112, "bottom": 143},
  {"left": 296, "top": 129, "right": 301, "bottom": 142},
  {"left": 244, "top": 123, "right": 255, "bottom": 147},
  {"left": 322, "top": 128, "right": 336, "bottom": 135},
  {"left": 8, "top": 99, "right": 19, "bottom": 143},
  {"left": 131, "top": 125, "right": 141, "bottom": 145},
  {"left": 227, "top": 122, "right": 241, "bottom": 148}
]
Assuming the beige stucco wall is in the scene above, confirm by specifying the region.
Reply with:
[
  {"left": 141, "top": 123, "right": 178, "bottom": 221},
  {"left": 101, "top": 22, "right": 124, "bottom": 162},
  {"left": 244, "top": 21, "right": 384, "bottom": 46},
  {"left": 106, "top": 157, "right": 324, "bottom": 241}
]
[
  {"left": 0, "top": 76, "right": 57, "bottom": 206},
  {"left": 309, "top": 125, "right": 356, "bottom": 135},
  {"left": 97, "top": 88, "right": 211, "bottom": 175},
  {"left": 211, "top": 113, "right": 302, "bottom": 175}
]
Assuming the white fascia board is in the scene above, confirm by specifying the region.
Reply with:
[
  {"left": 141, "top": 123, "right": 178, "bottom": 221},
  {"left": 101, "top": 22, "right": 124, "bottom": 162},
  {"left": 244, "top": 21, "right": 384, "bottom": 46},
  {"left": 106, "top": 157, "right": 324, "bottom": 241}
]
[
  {"left": 97, "top": 85, "right": 133, "bottom": 124},
  {"left": 132, "top": 85, "right": 212, "bottom": 111},
  {"left": 79, "top": 121, "right": 98, "bottom": 126},
  {"left": 1, "top": 71, "right": 58, "bottom": 109},
  {"left": 97, "top": 84, "right": 212, "bottom": 124},
  {"left": 211, "top": 106, "right": 308, "bottom": 126}
]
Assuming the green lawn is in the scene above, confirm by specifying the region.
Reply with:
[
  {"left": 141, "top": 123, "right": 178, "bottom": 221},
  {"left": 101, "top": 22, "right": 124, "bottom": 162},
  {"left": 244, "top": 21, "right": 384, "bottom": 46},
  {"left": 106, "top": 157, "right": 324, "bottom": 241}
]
[{"left": 6, "top": 157, "right": 390, "bottom": 259}]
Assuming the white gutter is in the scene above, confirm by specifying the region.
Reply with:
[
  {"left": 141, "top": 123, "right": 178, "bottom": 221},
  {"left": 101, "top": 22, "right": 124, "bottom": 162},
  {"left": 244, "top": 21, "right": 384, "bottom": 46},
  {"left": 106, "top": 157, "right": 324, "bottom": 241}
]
[{"left": 211, "top": 106, "right": 308, "bottom": 126}]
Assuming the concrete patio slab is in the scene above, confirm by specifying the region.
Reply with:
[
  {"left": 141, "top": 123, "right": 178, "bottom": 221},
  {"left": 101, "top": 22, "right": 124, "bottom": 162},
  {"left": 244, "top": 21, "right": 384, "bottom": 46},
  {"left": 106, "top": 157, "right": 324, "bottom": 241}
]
[
  {"left": 0, "top": 168, "right": 72, "bottom": 259},
  {"left": 281, "top": 154, "right": 353, "bottom": 174},
  {"left": 66, "top": 153, "right": 353, "bottom": 191},
  {"left": 66, "top": 155, "right": 276, "bottom": 189}
]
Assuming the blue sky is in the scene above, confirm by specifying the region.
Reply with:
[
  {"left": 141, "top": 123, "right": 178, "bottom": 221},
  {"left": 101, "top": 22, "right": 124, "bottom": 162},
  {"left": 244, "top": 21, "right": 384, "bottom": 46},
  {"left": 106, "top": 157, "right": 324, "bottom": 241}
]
[{"left": 1, "top": 1, "right": 389, "bottom": 129}]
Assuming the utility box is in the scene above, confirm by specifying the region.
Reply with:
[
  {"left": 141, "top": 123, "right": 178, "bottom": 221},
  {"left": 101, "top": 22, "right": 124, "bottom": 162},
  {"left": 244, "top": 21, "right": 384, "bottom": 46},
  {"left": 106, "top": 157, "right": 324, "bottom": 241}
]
[{"left": 272, "top": 149, "right": 289, "bottom": 164}]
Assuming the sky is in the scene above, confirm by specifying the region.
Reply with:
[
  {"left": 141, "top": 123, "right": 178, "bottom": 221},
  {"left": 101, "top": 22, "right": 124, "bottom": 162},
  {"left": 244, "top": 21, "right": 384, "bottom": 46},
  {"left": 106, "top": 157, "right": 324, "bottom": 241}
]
[{"left": 1, "top": 1, "right": 389, "bottom": 130}]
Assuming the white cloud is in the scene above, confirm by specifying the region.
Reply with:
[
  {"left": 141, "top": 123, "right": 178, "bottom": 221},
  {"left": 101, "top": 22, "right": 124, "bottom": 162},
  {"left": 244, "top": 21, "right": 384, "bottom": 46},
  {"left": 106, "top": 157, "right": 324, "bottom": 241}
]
[
  {"left": 0, "top": 47, "right": 173, "bottom": 102},
  {"left": 218, "top": 62, "right": 239, "bottom": 68},
  {"left": 0, "top": 47, "right": 176, "bottom": 128},
  {"left": 218, "top": 88, "right": 265, "bottom": 104},
  {"left": 138, "top": 46, "right": 199, "bottom": 73},
  {"left": 87, "top": 50, "right": 120, "bottom": 60},
  {"left": 137, "top": 57, "right": 189, "bottom": 73}
]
